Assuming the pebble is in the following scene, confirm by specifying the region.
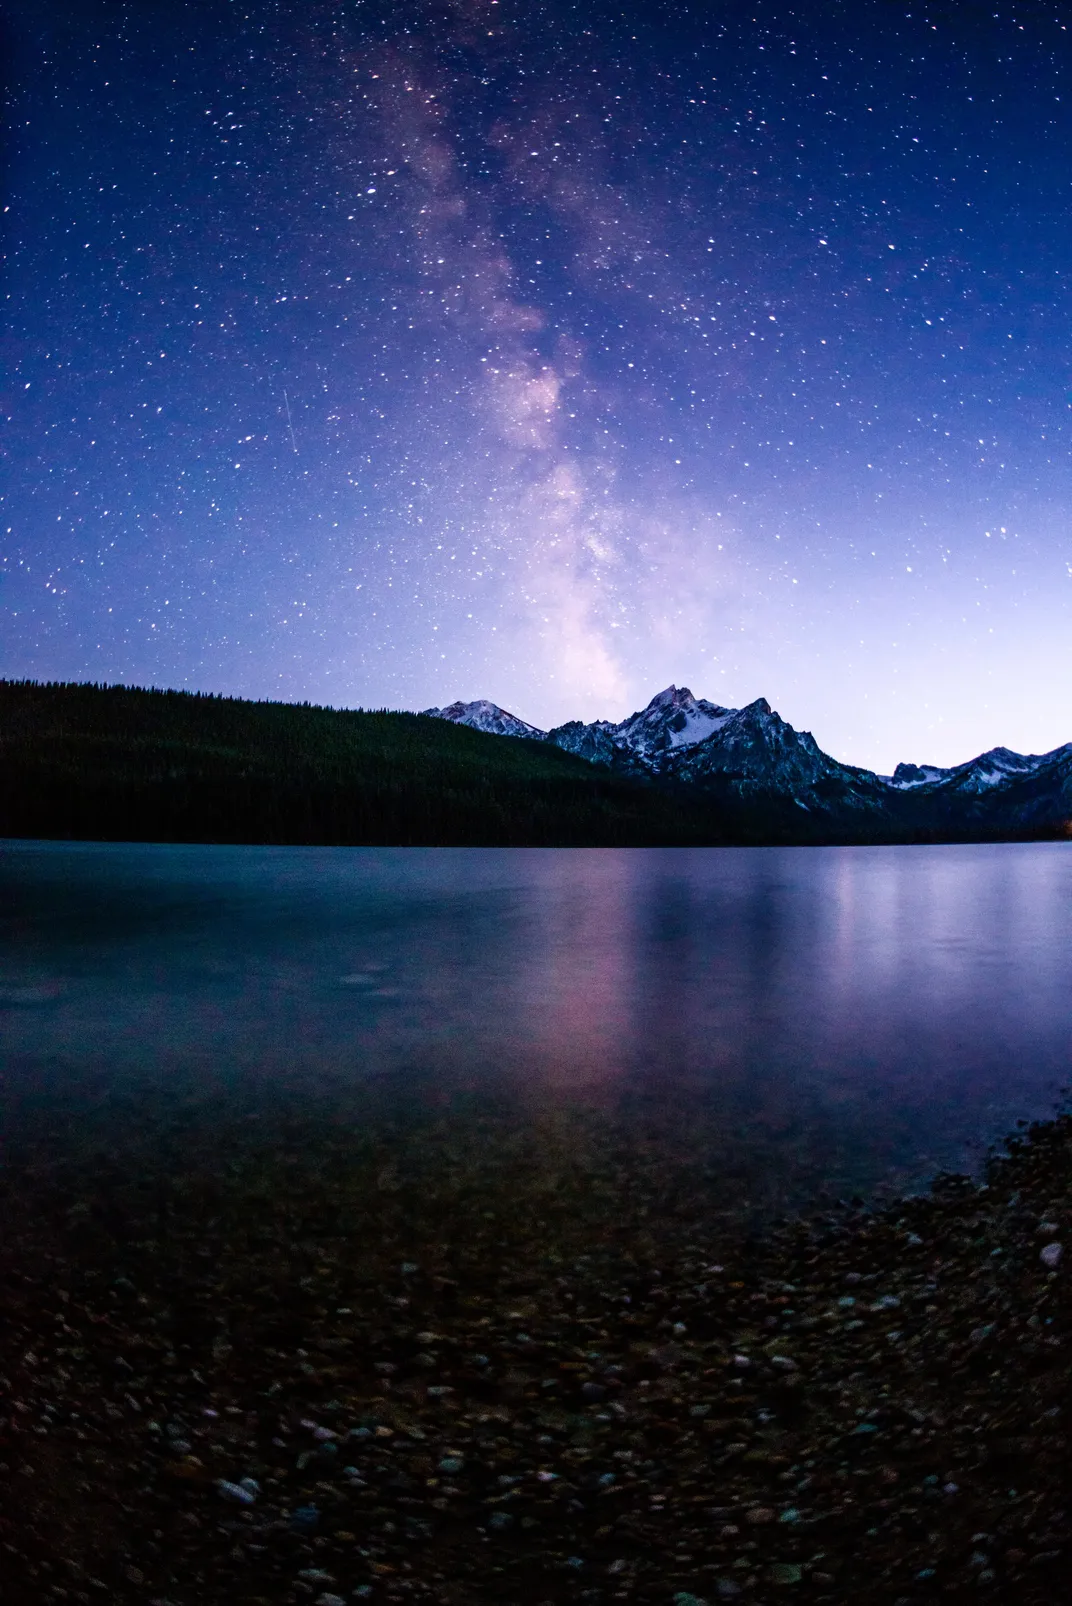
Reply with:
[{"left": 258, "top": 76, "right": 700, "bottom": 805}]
[
  {"left": 1040, "top": 1241, "right": 1063, "bottom": 1267},
  {"left": 216, "top": 1479, "right": 256, "bottom": 1504}
]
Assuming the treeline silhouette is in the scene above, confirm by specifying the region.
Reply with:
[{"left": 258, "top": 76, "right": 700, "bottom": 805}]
[{"left": 0, "top": 680, "right": 731, "bottom": 847}]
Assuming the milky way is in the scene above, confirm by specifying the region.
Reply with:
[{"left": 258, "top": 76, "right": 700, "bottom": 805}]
[{"left": 4, "top": 1, "right": 1072, "bottom": 769}]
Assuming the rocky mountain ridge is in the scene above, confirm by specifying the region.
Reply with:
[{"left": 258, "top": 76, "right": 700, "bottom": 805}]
[{"left": 422, "top": 686, "right": 1072, "bottom": 841}]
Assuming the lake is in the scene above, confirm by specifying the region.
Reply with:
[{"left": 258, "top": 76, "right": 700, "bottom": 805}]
[{"left": 3, "top": 839, "right": 1072, "bottom": 1217}]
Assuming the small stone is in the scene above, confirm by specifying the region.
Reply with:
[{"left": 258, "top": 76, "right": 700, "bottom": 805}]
[
  {"left": 217, "top": 1479, "right": 256, "bottom": 1504},
  {"left": 291, "top": 1504, "right": 320, "bottom": 1531},
  {"left": 673, "top": 1594, "right": 710, "bottom": 1606},
  {"left": 487, "top": 1511, "right": 514, "bottom": 1531},
  {"left": 1040, "top": 1242, "right": 1062, "bottom": 1268},
  {"left": 315, "top": 1597, "right": 346, "bottom": 1606},
  {"left": 581, "top": 1382, "right": 607, "bottom": 1402},
  {"left": 439, "top": 1456, "right": 465, "bottom": 1473},
  {"left": 745, "top": 1507, "right": 775, "bottom": 1525},
  {"left": 769, "top": 1563, "right": 803, "bottom": 1585}
]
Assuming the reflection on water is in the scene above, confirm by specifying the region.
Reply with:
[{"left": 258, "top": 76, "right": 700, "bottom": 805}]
[{"left": 2, "top": 840, "right": 1072, "bottom": 1212}]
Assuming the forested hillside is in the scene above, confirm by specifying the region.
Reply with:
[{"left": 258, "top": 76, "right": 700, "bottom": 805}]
[{"left": 0, "top": 680, "right": 728, "bottom": 847}]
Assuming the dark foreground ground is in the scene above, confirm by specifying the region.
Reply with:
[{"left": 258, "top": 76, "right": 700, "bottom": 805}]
[{"left": 2, "top": 1084, "right": 1070, "bottom": 1606}]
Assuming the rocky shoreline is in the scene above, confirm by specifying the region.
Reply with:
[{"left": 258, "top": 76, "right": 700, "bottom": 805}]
[{"left": 2, "top": 1091, "right": 1069, "bottom": 1606}]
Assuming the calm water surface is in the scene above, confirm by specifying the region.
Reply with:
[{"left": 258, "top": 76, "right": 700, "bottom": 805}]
[{"left": 3, "top": 840, "right": 1072, "bottom": 1209}]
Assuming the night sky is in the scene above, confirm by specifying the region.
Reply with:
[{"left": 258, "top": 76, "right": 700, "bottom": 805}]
[{"left": 4, "top": 1, "right": 1072, "bottom": 771}]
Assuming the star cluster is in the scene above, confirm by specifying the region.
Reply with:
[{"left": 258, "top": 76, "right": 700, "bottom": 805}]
[{"left": 4, "top": 0, "right": 1072, "bottom": 769}]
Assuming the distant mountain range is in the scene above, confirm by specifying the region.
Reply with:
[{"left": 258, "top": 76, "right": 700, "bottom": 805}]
[
  {"left": 422, "top": 685, "right": 1072, "bottom": 842},
  {"left": 2, "top": 677, "right": 1067, "bottom": 848}
]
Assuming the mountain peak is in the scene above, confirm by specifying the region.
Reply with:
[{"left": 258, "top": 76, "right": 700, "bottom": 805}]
[
  {"left": 889, "top": 761, "right": 949, "bottom": 789},
  {"left": 421, "top": 699, "right": 547, "bottom": 741},
  {"left": 647, "top": 684, "right": 694, "bottom": 708},
  {"left": 615, "top": 685, "right": 736, "bottom": 759}
]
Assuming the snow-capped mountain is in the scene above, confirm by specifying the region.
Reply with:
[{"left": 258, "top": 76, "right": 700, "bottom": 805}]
[
  {"left": 420, "top": 698, "right": 547, "bottom": 741},
  {"left": 887, "top": 762, "right": 952, "bottom": 789},
  {"left": 421, "top": 687, "right": 1072, "bottom": 842},
  {"left": 890, "top": 746, "right": 1069, "bottom": 794},
  {"left": 601, "top": 684, "right": 737, "bottom": 763},
  {"left": 596, "top": 691, "right": 893, "bottom": 822},
  {"left": 546, "top": 685, "right": 736, "bottom": 776},
  {"left": 420, "top": 685, "right": 885, "bottom": 820}
]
